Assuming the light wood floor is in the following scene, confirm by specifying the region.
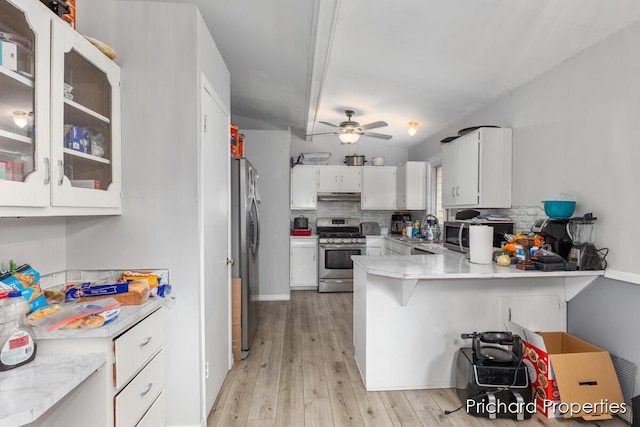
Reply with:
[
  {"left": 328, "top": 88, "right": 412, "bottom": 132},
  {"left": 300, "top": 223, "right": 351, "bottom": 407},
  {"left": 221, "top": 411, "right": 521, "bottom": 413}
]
[{"left": 207, "top": 291, "right": 628, "bottom": 427}]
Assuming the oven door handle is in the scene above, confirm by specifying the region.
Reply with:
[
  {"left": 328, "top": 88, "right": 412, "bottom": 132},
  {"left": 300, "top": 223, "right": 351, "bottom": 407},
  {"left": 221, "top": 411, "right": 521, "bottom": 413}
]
[{"left": 319, "top": 245, "right": 366, "bottom": 250}]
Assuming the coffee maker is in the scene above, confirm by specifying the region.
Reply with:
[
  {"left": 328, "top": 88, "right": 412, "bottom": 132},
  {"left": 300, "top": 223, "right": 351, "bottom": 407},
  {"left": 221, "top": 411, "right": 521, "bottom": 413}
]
[
  {"left": 531, "top": 218, "right": 572, "bottom": 260},
  {"left": 567, "top": 213, "right": 604, "bottom": 270},
  {"left": 390, "top": 212, "right": 411, "bottom": 235}
]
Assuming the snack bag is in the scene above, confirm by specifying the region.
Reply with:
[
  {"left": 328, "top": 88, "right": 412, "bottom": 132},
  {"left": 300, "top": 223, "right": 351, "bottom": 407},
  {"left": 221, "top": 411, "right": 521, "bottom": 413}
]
[{"left": 0, "top": 264, "right": 48, "bottom": 314}]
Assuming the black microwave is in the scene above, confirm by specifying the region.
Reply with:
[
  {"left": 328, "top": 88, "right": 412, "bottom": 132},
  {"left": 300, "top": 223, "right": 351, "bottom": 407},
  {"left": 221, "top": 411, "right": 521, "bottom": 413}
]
[{"left": 443, "top": 221, "right": 514, "bottom": 253}]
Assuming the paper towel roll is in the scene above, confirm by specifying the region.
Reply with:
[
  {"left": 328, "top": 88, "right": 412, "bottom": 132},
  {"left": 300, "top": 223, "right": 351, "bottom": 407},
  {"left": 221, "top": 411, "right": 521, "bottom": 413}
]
[{"left": 469, "top": 225, "right": 494, "bottom": 264}]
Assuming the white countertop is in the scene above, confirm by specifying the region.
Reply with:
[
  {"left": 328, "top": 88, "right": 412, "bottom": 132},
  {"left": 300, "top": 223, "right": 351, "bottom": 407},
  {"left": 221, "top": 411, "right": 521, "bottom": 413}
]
[
  {"left": 352, "top": 250, "right": 605, "bottom": 280},
  {"left": 0, "top": 353, "right": 105, "bottom": 427},
  {"left": 34, "top": 297, "right": 165, "bottom": 340}
]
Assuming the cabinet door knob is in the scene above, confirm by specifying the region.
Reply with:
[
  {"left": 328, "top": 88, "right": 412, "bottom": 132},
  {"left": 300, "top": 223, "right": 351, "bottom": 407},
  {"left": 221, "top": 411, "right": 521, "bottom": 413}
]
[
  {"left": 139, "top": 336, "right": 152, "bottom": 347},
  {"left": 140, "top": 382, "right": 153, "bottom": 397},
  {"left": 226, "top": 257, "right": 235, "bottom": 265},
  {"left": 456, "top": 186, "right": 460, "bottom": 197},
  {"left": 451, "top": 187, "right": 455, "bottom": 197}
]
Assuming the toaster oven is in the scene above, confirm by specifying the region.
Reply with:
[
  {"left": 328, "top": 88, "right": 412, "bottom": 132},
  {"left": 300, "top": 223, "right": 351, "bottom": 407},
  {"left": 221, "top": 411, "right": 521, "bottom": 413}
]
[{"left": 443, "top": 221, "right": 514, "bottom": 253}]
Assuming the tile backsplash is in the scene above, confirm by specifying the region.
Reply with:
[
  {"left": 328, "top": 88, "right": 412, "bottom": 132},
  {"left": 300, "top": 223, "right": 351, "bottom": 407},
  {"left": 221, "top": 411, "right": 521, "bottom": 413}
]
[
  {"left": 291, "top": 201, "right": 421, "bottom": 232},
  {"left": 291, "top": 202, "right": 546, "bottom": 235}
]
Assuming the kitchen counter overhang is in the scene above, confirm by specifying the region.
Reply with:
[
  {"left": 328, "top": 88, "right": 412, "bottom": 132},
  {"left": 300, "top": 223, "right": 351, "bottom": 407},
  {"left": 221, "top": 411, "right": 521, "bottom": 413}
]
[{"left": 352, "top": 252, "right": 604, "bottom": 306}]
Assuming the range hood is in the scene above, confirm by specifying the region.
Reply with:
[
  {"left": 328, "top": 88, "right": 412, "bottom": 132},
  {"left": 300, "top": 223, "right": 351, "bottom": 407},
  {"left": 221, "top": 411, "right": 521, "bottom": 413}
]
[{"left": 317, "top": 192, "right": 361, "bottom": 202}]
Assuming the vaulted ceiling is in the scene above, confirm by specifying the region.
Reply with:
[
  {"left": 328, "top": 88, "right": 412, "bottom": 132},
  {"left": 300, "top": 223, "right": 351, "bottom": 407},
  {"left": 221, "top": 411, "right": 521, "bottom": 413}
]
[{"left": 190, "top": 0, "right": 640, "bottom": 147}]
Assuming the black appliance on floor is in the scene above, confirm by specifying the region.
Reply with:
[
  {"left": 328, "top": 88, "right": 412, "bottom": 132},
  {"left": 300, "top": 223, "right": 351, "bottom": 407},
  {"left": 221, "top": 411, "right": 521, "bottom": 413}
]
[{"left": 455, "top": 331, "right": 534, "bottom": 421}]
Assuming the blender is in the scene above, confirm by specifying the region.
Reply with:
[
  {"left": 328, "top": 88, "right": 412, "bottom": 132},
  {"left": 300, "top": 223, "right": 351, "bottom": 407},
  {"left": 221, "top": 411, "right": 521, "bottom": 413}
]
[{"left": 566, "top": 213, "right": 603, "bottom": 270}]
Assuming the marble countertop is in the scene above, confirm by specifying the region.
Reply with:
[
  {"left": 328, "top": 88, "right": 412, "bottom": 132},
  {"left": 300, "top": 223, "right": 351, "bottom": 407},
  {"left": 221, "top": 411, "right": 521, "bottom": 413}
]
[
  {"left": 0, "top": 353, "right": 105, "bottom": 427},
  {"left": 34, "top": 297, "right": 165, "bottom": 340},
  {"left": 352, "top": 251, "right": 605, "bottom": 280}
]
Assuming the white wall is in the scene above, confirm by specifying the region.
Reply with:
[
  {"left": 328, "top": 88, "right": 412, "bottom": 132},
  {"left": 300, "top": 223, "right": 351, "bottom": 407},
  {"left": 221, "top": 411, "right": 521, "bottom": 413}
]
[
  {"left": 243, "top": 129, "right": 292, "bottom": 298},
  {"left": 411, "top": 19, "right": 640, "bottom": 280},
  {"left": 0, "top": 217, "right": 66, "bottom": 273},
  {"left": 72, "top": 2, "right": 229, "bottom": 426}
]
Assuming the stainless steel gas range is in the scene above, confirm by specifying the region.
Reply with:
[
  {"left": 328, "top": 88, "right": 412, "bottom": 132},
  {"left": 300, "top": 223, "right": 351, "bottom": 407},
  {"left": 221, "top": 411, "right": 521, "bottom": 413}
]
[{"left": 317, "top": 218, "right": 365, "bottom": 292}]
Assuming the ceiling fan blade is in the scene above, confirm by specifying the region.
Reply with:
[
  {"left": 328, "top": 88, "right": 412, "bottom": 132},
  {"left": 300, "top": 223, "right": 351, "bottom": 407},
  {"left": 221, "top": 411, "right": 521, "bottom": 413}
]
[
  {"left": 360, "top": 121, "right": 388, "bottom": 130},
  {"left": 318, "top": 121, "right": 339, "bottom": 128},
  {"left": 360, "top": 131, "right": 392, "bottom": 140},
  {"left": 306, "top": 131, "right": 339, "bottom": 137}
]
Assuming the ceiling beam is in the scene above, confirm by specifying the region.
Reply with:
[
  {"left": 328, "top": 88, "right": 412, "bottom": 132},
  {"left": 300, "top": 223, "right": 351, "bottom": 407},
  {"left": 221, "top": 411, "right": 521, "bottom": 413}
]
[{"left": 304, "top": 0, "right": 341, "bottom": 141}]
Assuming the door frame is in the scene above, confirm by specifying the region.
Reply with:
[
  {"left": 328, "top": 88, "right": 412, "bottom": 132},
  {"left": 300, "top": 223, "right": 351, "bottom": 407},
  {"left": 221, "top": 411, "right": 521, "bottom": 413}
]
[{"left": 197, "top": 72, "right": 232, "bottom": 423}]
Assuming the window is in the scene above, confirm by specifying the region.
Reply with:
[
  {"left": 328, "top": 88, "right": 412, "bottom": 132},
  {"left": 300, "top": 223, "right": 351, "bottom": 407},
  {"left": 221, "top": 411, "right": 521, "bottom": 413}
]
[{"left": 426, "top": 156, "right": 444, "bottom": 224}]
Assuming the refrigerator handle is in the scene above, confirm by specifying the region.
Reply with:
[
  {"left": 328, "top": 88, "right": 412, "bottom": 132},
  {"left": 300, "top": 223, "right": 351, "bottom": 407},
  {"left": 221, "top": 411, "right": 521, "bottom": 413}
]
[{"left": 253, "top": 198, "right": 261, "bottom": 254}]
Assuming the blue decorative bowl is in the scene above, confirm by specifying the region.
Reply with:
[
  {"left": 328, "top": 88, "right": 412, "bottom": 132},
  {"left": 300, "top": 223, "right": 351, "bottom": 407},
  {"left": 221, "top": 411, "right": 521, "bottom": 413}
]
[{"left": 543, "top": 200, "right": 576, "bottom": 219}]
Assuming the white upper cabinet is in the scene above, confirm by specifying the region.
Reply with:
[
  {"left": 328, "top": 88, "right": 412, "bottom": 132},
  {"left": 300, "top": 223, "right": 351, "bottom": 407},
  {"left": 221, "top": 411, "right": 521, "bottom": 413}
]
[
  {"left": 396, "top": 161, "right": 426, "bottom": 210},
  {"left": 317, "top": 165, "right": 361, "bottom": 193},
  {"left": 0, "top": 0, "right": 50, "bottom": 208},
  {"left": 0, "top": 0, "right": 122, "bottom": 216},
  {"left": 50, "top": 18, "right": 121, "bottom": 209},
  {"left": 361, "top": 166, "right": 396, "bottom": 210},
  {"left": 291, "top": 165, "right": 317, "bottom": 210},
  {"left": 442, "top": 127, "right": 512, "bottom": 209}
]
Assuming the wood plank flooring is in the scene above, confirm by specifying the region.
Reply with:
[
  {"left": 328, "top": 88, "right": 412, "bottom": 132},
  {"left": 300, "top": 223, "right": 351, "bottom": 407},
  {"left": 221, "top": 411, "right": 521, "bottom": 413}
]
[{"left": 207, "top": 291, "right": 628, "bottom": 427}]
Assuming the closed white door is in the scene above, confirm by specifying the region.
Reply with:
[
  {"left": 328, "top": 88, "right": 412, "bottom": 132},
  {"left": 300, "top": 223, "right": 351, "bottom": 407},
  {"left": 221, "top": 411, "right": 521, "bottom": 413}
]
[
  {"left": 317, "top": 166, "right": 340, "bottom": 192},
  {"left": 200, "top": 75, "right": 231, "bottom": 416},
  {"left": 441, "top": 141, "right": 458, "bottom": 207}
]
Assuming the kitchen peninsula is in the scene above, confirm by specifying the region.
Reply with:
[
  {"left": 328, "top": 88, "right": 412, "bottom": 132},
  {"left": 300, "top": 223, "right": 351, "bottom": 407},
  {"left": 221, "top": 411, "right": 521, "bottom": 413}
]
[{"left": 351, "top": 249, "right": 604, "bottom": 391}]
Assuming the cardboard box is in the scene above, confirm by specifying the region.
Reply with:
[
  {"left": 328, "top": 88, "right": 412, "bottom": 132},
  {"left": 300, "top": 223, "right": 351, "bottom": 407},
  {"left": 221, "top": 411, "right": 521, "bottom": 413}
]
[
  {"left": 232, "top": 278, "right": 241, "bottom": 361},
  {"left": 509, "top": 322, "right": 625, "bottom": 420},
  {"left": 230, "top": 123, "right": 240, "bottom": 158},
  {"left": 232, "top": 278, "right": 241, "bottom": 326},
  {"left": 0, "top": 40, "right": 17, "bottom": 71},
  {"left": 71, "top": 179, "right": 101, "bottom": 189},
  {"left": 232, "top": 324, "right": 241, "bottom": 361}
]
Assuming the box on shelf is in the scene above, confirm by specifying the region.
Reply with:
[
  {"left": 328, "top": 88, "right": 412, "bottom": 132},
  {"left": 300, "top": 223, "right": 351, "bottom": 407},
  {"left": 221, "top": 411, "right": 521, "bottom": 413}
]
[
  {"left": 70, "top": 180, "right": 101, "bottom": 189},
  {"left": 0, "top": 40, "right": 17, "bottom": 71},
  {"left": 508, "top": 322, "right": 624, "bottom": 420},
  {"left": 64, "top": 125, "right": 89, "bottom": 154},
  {"left": 230, "top": 123, "right": 241, "bottom": 158}
]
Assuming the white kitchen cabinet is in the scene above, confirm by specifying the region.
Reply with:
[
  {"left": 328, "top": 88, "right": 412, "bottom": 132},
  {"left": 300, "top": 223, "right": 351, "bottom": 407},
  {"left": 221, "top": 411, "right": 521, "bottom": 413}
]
[
  {"left": 290, "top": 165, "right": 317, "bottom": 210},
  {"left": 442, "top": 127, "right": 512, "bottom": 208},
  {"left": 396, "top": 161, "right": 426, "bottom": 210},
  {"left": 37, "top": 305, "right": 167, "bottom": 427},
  {"left": 383, "top": 237, "right": 412, "bottom": 255},
  {"left": 290, "top": 236, "right": 318, "bottom": 289},
  {"left": 361, "top": 166, "right": 396, "bottom": 210},
  {"left": 317, "top": 165, "right": 361, "bottom": 193},
  {"left": 0, "top": 0, "right": 122, "bottom": 217},
  {"left": 50, "top": 18, "right": 121, "bottom": 210},
  {"left": 366, "top": 236, "right": 383, "bottom": 255},
  {"left": 0, "top": 0, "right": 51, "bottom": 208}
]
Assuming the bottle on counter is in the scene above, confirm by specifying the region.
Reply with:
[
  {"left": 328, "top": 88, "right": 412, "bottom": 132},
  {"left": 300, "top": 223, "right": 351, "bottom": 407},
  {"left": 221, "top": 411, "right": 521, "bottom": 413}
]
[{"left": 0, "top": 290, "right": 37, "bottom": 371}]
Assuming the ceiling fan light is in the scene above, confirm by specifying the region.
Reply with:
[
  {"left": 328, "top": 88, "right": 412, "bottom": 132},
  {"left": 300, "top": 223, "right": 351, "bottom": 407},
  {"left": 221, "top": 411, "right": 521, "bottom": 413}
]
[
  {"left": 408, "top": 121, "right": 419, "bottom": 136},
  {"left": 339, "top": 132, "right": 360, "bottom": 144},
  {"left": 13, "top": 111, "right": 28, "bottom": 128}
]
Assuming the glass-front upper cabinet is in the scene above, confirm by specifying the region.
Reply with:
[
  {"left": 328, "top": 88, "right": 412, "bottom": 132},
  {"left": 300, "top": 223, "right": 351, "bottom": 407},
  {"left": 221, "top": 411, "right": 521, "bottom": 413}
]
[
  {"left": 50, "top": 18, "right": 121, "bottom": 209},
  {"left": 0, "top": 0, "right": 50, "bottom": 207}
]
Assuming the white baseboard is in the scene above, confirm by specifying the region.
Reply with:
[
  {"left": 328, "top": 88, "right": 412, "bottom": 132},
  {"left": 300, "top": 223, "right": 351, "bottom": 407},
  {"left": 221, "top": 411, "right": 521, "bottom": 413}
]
[{"left": 257, "top": 294, "right": 291, "bottom": 301}]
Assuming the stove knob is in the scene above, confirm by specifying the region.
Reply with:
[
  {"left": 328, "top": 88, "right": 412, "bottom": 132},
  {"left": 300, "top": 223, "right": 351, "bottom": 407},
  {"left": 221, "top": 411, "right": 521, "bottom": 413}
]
[{"left": 351, "top": 238, "right": 357, "bottom": 244}]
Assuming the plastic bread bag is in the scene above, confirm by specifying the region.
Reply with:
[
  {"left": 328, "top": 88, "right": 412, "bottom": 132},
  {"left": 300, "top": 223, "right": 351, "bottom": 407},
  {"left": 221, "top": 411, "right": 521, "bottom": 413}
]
[
  {"left": 27, "top": 297, "right": 122, "bottom": 332},
  {"left": 0, "top": 264, "right": 48, "bottom": 314}
]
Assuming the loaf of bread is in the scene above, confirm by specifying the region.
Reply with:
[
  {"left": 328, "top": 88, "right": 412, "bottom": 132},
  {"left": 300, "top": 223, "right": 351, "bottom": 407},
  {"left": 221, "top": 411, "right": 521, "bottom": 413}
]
[{"left": 79, "top": 280, "right": 149, "bottom": 305}]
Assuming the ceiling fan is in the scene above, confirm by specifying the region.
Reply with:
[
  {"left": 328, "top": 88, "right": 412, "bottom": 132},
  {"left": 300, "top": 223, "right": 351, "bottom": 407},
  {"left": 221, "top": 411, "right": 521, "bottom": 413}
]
[{"left": 308, "top": 110, "right": 392, "bottom": 143}]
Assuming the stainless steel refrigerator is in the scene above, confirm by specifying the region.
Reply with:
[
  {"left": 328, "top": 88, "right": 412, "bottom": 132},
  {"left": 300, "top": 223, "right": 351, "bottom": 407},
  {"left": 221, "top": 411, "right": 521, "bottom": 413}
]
[{"left": 231, "top": 158, "right": 260, "bottom": 358}]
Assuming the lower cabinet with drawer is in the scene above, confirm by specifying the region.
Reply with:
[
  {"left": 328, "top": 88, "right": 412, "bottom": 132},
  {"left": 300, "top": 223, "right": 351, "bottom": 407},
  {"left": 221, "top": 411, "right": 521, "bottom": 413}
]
[{"left": 37, "top": 305, "right": 167, "bottom": 427}]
